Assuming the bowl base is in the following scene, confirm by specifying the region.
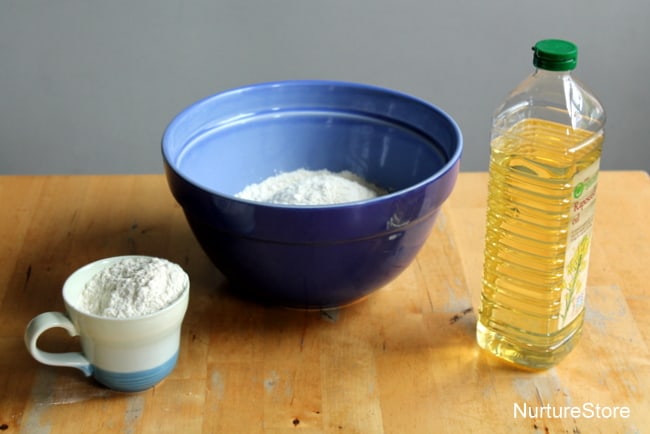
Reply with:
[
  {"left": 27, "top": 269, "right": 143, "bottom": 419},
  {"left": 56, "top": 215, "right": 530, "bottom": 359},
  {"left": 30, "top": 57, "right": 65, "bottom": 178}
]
[{"left": 221, "top": 280, "right": 377, "bottom": 312}]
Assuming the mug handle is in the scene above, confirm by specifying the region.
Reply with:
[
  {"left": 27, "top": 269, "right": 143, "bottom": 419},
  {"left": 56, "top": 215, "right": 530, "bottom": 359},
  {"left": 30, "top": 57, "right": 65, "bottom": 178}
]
[{"left": 24, "top": 312, "right": 93, "bottom": 377}]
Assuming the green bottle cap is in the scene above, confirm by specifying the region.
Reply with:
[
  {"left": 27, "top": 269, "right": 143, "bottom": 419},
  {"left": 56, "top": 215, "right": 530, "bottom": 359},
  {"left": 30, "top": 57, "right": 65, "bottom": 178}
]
[{"left": 532, "top": 39, "right": 578, "bottom": 71}]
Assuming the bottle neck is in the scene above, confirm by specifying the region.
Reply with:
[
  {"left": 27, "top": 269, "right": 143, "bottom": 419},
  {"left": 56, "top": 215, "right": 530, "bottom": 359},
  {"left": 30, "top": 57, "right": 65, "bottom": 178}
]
[{"left": 533, "top": 68, "right": 573, "bottom": 78}]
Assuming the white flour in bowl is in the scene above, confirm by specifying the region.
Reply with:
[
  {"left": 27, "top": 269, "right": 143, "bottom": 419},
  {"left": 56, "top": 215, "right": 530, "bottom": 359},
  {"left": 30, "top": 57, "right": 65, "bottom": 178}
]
[
  {"left": 80, "top": 257, "right": 189, "bottom": 318},
  {"left": 235, "top": 168, "right": 386, "bottom": 205}
]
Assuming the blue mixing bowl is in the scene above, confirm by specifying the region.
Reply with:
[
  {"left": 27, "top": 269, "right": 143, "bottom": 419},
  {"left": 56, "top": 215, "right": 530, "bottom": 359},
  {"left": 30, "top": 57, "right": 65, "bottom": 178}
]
[{"left": 162, "top": 80, "right": 462, "bottom": 309}]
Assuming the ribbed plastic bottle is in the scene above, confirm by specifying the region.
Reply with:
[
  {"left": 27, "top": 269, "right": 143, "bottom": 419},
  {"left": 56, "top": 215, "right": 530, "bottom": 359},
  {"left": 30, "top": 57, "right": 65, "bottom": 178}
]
[{"left": 476, "top": 39, "right": 606, "bottom": 370}]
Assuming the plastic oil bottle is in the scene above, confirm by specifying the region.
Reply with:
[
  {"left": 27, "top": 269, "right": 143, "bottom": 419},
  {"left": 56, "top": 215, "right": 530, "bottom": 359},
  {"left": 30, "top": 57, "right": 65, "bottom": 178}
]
[{"left": 476, "top": 39, "right": 606, "bottom": 369}]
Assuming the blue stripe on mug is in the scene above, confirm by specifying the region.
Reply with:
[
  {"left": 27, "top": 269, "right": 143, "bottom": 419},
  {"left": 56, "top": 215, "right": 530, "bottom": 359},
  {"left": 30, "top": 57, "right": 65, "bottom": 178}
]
[{"left": 93, "top": 351, "right": 178, "bottom": 392}]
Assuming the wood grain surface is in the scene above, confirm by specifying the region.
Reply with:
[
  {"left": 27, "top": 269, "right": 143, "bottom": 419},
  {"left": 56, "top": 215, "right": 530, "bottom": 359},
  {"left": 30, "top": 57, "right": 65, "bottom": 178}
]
[{"left": 0, "top": 172, "right": 648, "bottom": 433}]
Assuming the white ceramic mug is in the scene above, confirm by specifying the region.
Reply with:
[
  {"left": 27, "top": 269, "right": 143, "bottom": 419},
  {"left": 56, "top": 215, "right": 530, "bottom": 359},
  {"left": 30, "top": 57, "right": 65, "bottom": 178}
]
[{"left": 24, "top": 256, "right": 190, "bottom": 392}]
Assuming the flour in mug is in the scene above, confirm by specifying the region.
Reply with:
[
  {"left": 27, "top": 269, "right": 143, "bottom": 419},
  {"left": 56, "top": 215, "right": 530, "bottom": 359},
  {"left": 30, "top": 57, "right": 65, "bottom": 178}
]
[
  {"left": 80, "top": 257, "right": 189, "bottom": 318},
  {"left": 236, "top": 169, "right": 386, "bottom": 205}
]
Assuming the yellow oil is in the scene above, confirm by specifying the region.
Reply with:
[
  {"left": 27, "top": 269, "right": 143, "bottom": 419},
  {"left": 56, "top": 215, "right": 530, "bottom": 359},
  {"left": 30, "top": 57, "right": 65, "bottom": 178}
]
[{"left": 477, "top": 118, "right": 603, "bottom": 370}]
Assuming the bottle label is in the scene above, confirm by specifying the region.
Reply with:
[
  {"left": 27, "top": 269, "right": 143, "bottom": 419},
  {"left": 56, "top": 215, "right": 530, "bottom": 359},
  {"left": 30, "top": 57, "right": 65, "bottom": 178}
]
[{"left": 559, "top": 159, "right": 600, "bottom": 328}]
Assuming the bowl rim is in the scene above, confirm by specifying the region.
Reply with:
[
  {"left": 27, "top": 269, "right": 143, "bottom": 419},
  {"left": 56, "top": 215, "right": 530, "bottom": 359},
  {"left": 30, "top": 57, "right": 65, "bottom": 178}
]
[{"left": 162, "top": 79, "right": 463, "bottom": 210}]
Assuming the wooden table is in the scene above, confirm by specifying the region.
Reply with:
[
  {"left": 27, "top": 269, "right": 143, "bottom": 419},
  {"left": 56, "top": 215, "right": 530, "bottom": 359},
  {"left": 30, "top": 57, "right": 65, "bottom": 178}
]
[{"left": 1, "top": 172, "right": 648, "bottom": 433}]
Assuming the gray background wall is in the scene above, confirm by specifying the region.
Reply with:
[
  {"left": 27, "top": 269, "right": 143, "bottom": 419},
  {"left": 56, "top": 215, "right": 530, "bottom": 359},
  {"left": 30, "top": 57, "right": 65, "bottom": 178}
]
[{"left": 1, "top": 0, "right": 648, "bottom": 174}]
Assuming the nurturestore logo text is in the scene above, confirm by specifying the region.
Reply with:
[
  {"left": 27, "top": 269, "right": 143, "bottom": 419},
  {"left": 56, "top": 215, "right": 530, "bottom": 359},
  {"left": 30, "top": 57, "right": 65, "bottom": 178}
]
[{"left": 514, "top": 402, "right": 631, "bottom": 419}]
